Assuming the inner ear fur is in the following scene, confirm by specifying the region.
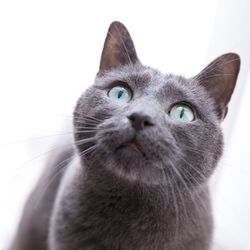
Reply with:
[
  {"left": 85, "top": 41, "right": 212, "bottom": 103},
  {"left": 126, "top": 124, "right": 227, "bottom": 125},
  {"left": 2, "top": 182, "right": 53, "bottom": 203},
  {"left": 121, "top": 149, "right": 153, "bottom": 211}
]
[
  {"left": 194, "top": 53, "right": 240, "bottom": 119},
  {"left": 99, "top": 21, "right": 139, "bottom": 72}
]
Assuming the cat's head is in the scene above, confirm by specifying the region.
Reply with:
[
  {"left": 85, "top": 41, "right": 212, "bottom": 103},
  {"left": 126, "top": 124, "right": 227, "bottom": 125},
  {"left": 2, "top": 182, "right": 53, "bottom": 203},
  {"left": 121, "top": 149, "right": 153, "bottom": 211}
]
[{"left": 74, "top": 22, "right": 240, "bottom": 187}]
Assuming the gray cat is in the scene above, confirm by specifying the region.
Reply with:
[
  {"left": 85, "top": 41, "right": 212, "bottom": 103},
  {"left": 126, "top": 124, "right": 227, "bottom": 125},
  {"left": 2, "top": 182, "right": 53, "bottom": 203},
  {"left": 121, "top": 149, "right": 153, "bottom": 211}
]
[{"left": 10, "top": 21, "right": 240, "bottom": 250}]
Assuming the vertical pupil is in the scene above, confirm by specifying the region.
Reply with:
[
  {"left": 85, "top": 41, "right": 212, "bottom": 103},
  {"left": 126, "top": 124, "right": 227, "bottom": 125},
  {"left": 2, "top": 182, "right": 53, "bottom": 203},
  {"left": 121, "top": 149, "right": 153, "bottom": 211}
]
[
  {"left": 117, "top": 90, "right": 123, "bottom": 99},
  {"left": 180, "top": 108, "right": 185, "bottom": 118}
]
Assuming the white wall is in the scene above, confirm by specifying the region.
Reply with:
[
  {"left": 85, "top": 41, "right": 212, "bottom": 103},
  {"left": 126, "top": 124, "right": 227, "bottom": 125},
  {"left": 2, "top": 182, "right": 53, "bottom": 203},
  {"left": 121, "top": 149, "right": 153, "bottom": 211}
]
[
  {"left": 208, "top": 1, "right": 250, "bottom": 249},
  {"left": 0, "top": 0, "right": 249, "bottom": 249}
]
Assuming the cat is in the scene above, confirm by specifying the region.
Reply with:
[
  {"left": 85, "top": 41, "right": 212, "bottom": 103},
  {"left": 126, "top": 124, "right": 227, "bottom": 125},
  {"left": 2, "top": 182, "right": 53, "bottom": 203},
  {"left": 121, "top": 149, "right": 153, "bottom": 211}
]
[{"left": 10, "top": 21, "right": 240, "bottom": 250}]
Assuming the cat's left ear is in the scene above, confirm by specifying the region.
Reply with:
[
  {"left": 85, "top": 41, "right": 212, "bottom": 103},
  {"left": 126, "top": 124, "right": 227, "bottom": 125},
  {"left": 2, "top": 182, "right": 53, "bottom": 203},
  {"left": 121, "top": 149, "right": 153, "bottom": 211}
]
[
  {"left": 194, "top": 53, "right": 240, "bottom": 120},
  {"left": 99, "top": 21, "right": 139, "bottom": 72}
]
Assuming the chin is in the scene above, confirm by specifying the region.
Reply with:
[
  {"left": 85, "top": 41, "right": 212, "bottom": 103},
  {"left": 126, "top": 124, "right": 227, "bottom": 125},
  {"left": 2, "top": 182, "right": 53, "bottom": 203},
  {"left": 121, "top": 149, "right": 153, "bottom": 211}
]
[{"left": 101, "top": 148, "right": 167, "bottom": 186}]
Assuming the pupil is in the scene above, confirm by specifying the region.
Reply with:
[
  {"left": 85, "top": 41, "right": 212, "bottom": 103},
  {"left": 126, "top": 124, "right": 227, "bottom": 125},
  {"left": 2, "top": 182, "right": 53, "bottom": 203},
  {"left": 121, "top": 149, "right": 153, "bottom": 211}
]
[
  {"left": 180, "top": 108, "right": 185, "bottom": 118},
  {"left": 117, "top": 90, "right": 123, "bottom": 99}
]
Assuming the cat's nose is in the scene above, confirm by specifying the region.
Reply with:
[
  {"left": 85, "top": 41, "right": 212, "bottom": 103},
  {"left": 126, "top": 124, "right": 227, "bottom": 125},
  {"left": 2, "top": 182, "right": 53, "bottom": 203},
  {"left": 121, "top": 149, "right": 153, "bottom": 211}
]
[{"left": 127, "top": 112, "right": 154, "bottom": 131}]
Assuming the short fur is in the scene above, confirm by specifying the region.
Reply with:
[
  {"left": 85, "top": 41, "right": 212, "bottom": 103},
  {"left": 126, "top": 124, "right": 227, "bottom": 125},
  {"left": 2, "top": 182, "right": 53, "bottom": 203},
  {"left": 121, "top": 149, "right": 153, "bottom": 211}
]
[{"left": 10, "top": 21, "right": 240, "bottom": 250}]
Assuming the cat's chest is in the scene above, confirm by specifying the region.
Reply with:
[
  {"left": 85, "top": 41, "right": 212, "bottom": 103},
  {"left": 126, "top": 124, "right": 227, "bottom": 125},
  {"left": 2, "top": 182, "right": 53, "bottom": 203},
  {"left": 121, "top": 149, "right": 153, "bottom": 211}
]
[
  {"left": 50, "top": 162, "right": 206, "bottom": 250},
  {"left": 66, "top": 184, "right": 181, "bottom": 245},
  {"left": 63, "top": 196, "right": 172, "bottom": 250}
]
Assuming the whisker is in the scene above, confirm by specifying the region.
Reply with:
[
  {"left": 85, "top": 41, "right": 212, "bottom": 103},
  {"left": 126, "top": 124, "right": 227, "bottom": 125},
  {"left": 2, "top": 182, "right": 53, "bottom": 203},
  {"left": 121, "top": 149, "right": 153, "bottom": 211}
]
[
  {"left": 0, "top": 132, "right": 76, "bottom": 148},
  {"left": 73, "top": 112, "right": 109, "bottom": 121},
  {"left": 74, "top": 129, "right": 98, "bottom": 133},
  {"left": 178, "top": 153, "right": 207, "bottom": 181},
  {"left": 13, "top": 137, "right": 96, "bottom": 176},
  {"left": 168, "top": 159, "right": 208, "bottom": 234},
  {"left": 168, "top": 157, "right": 209, "bottom": 228},
  {"left": 74, "top": 119, "right": 99, "bottom": 125},
  {"left": 58, "top": 114, "right": 100, "bottom": 123},
  {"left": 75, "top": 116, "right": 101, "bottom": 122},
  {"left": 33, "top": 144, "right": 98, "bottom": 209},
  {"left": 33, "top": 154, "right": 74, "bottom": 209},
  {"left": 168, "top": 159, "right": 190, "bottom": 216},
  {"left": 165, "top": 166, "right": 180, "bottom": 241}
]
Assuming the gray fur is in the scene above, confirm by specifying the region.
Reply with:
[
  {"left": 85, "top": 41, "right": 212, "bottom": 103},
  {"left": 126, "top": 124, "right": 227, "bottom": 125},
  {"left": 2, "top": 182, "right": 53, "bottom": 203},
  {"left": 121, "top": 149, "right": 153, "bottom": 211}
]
[{"left": 10, "top": 22, "right": 240, "bottom": 250}]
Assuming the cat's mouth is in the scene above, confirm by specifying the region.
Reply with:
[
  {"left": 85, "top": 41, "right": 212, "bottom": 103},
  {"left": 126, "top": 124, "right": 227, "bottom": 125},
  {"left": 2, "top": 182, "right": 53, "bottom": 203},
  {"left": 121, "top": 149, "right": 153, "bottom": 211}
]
[{"left": 117, "top": 138, "right": 146, "bottom": 158}]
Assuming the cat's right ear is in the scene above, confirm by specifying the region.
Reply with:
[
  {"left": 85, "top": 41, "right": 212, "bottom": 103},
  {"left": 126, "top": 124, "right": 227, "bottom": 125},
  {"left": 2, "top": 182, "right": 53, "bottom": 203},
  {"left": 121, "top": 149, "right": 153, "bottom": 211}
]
[{"left": 99, "top": 21, "right": 139, "bottom": 73}]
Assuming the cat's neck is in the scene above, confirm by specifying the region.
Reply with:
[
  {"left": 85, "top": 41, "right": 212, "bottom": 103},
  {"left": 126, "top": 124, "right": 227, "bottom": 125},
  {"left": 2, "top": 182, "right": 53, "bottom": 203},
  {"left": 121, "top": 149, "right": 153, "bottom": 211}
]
[
  {"left": 81, "top": 158, "right": 208, "bottom": 208},
  {"left": 50, "top": 154, "right": 211, "bottom": 249}
]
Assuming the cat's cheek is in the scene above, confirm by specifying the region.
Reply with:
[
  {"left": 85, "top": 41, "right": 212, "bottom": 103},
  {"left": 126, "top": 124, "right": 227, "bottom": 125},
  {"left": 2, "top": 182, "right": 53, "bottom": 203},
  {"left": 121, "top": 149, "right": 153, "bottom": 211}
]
[{"left": 95, "top": 118, "right": 135, "bottom": 152}]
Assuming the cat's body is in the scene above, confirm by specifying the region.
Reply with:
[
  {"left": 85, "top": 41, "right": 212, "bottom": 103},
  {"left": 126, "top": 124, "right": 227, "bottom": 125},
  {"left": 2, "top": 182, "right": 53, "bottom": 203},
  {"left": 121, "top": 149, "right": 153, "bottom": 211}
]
[
  {"left": 10, "top": 144, "right": 74, "bottom": 250},
  {"left": 10, "top": 22, "right": 240, "bottom": 250},
  {"left": 11, "top": 143, "right": 212, "bottom": 250}
]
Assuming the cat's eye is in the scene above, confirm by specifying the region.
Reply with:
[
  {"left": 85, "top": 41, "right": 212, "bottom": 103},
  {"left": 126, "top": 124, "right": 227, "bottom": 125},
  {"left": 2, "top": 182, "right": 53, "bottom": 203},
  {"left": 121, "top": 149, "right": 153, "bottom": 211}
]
[
  {"left": 108, "top": 86, "right": 132, "bottom": 103},
  {"left": 169, "top": 104, "right": 195, "bottom": 122}
]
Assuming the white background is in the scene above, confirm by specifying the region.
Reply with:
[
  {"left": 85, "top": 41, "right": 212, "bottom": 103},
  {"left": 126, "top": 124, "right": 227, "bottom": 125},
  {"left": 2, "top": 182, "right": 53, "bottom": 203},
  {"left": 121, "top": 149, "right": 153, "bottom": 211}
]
[{"left": 0, "top": 0, "right": 249, "bottom": 249}]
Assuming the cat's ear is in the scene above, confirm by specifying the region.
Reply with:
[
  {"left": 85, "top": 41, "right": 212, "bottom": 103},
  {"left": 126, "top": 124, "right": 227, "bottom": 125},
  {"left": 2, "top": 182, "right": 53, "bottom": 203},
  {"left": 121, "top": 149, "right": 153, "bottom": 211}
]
[
  {"left": 194, "top": 53, "right": 240, "bottom": 120},
  {"left": 99, "top": 21, "right": 139, "bottom": 72}
]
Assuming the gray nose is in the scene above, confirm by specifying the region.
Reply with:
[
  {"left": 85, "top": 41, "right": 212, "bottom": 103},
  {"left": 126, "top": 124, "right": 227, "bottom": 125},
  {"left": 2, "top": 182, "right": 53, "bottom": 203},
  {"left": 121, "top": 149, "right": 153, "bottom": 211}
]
[{"left": 127, "top": 112, "right": 154, "bottom": 131}]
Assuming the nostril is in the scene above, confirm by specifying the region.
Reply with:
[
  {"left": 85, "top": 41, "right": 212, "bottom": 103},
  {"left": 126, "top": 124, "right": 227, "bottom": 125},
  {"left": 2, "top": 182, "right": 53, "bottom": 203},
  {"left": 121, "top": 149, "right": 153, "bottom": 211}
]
[
  {"left": 129, "top": 115, "right": 136, "bottom": 122},
  {"left": 127, "top": 112, "right": 154, "bottom": 131},
  {"left": 144, "top": 120, "right": 153, "bottom": 127}
]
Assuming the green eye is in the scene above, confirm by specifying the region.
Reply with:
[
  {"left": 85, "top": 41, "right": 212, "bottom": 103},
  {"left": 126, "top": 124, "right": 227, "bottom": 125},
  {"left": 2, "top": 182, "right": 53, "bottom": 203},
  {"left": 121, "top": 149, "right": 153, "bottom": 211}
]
[
  {"left": 170, "top": 104, "right": 194, "bottom": 122},
  {"left": 108, "top": 86, "right": 132, "bottom": 103}
]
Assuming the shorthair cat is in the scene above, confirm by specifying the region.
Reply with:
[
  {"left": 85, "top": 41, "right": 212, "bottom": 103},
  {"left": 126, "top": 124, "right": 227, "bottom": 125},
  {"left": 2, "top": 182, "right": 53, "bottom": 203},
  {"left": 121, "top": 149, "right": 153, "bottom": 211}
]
[{"left": 10, "top": 21, "right": 240, "bottom": 250}]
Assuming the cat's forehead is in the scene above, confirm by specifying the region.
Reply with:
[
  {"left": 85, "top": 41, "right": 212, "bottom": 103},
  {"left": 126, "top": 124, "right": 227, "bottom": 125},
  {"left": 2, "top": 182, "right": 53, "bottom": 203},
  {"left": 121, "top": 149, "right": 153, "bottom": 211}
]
[{"left": 96, "top": 63, "right": 197, "bottom": 98}]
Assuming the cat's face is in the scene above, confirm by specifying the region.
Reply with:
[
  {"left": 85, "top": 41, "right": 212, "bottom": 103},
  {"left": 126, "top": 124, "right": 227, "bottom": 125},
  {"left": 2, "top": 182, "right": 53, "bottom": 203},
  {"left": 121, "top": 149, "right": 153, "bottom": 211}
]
[{"left": 74, "top": 22, "right": 240, "bottom": 188}]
